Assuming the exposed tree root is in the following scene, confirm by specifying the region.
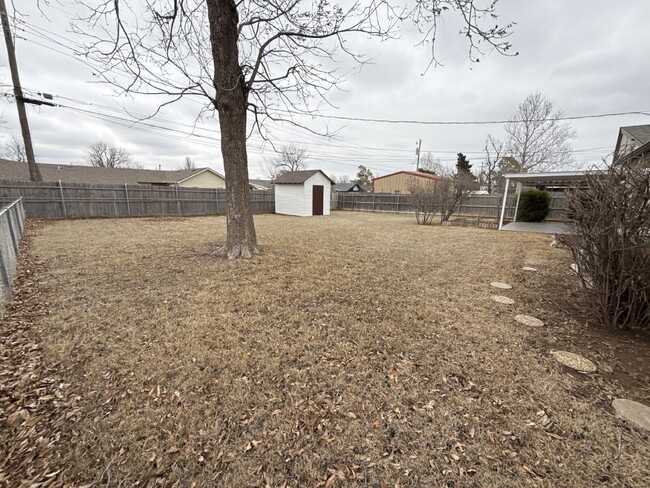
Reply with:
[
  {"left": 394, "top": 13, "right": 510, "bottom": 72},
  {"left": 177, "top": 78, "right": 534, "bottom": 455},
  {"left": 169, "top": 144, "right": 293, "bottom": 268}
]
[{"left": 213, "top": 243, "right": 261, "bottom": 259}]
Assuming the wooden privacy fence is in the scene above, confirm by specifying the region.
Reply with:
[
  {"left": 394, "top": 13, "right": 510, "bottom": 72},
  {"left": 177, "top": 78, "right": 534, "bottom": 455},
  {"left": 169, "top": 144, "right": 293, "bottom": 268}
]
[
  {"left": 337, "top": 193, "right": 570, "bottom": 221},
  {"left": 0, "top": 180, "right": 275, "bottom": 220}
]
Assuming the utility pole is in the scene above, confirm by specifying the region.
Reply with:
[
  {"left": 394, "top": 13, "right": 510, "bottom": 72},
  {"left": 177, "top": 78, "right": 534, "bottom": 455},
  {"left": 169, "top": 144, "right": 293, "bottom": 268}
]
[
  {"left": 415, "top": 139, "right": 421, "bottom": 171},
  {"left": 0, "top": 0, "right": 42, "bottom": 181}
]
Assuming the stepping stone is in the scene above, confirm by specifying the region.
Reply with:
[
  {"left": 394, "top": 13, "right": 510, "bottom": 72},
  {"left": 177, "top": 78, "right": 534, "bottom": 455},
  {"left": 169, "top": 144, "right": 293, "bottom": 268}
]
[
  {"left": 514, "top": 314, "right": 544, "bottom": 327},
  {"left": 490, "top": 282, "right": 512, "bottom": 290},
  {"left": 612, "top": 399, "right": 650, "bottom": 431},
  {"left": 522, "top": 266, "right": 537, "bottom": 272},
  {"left": 551, "top": 351, "right": 597, "bottom": 373},
  {"left": 492, "top": 295, "right": 515, "bottom": 305}
]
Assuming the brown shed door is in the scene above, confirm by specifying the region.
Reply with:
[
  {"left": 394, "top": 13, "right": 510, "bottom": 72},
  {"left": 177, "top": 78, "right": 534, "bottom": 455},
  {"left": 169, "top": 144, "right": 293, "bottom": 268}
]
[{"left": 312, "top": 185, "right": 324, "bottom": 215}]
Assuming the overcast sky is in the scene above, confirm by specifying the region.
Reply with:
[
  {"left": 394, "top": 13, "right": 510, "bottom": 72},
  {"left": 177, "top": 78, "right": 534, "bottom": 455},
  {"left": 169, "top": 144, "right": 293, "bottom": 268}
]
[{"left": 1, "top": 0, "right": 649, "bottom": 180}]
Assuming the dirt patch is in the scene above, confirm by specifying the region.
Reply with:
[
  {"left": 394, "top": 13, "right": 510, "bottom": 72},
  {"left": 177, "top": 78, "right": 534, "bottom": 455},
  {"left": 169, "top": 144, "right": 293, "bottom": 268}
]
[{"left": 2, "top": 212, "right": 649, "bottom": 487}]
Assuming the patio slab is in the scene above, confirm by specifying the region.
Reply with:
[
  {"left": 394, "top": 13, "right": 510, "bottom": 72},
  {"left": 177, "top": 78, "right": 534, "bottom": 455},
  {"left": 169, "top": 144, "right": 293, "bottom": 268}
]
[{"left": 501, "top": 222, "right": 572, "bottom": 234}]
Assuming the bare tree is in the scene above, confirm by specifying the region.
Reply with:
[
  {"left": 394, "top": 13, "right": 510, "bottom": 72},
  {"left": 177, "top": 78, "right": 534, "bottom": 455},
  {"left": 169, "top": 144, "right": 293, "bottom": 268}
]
[
  {"left": 418, "top": 152, "right": 450, "bottom": 176},
  {"left": 85, "top": 141, "right": 134, "bottom": 168},
  {"left": 0, "top": 133, "right": 27, "bottom": 162},
  {"left": 335, "top": 175, "right": 351, "bottom": 184},
  {"left": 264, "top": 144, "right": 308, "bottom": 180},
  {"left": 481, "top": 134, "right": 504, "bottom": 193},
  {"left": 504, "top": 92, "right": 576, "bottom": 172},
  {"left": 179, "top": 156, "right": 196, "bottom": 170},
  {"left": 70, "top": 1, "right": 515, "bottom": 258}
]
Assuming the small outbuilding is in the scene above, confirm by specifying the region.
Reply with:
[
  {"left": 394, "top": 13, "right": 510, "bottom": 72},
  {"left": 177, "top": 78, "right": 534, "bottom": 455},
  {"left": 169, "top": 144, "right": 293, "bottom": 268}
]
[{"left": 273, "top": 170, "right": 334, "bottom": 216}]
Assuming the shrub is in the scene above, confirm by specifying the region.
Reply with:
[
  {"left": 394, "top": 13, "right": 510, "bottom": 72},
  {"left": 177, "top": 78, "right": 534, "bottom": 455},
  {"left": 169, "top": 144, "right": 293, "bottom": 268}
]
[
  {"left": 561, "top": 157, "right": 649, "bottom": 330},
  {"left": 516, "top": 189, "right": 551, "bottom": 222}
]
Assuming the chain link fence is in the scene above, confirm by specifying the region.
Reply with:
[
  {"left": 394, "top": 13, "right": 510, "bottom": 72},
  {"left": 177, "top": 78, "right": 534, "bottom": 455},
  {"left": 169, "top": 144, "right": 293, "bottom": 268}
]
[{"left": 1, "top": 198, "right": 25, "bottom": 317}]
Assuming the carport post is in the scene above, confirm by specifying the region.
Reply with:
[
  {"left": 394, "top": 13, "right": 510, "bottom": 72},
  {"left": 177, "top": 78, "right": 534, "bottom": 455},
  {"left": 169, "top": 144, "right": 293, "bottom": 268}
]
[
  {"left": 498, "top": 178, "right": 510, "bottom": 230},
  {"left": 513, "top": 182, "right": 523, "bottom": 222}
]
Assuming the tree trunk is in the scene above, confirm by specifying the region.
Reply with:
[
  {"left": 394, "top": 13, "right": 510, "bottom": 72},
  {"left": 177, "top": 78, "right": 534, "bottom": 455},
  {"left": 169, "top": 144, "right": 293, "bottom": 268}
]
[{"left": 206, "top": 0, "right": 259, "bottom": 259}]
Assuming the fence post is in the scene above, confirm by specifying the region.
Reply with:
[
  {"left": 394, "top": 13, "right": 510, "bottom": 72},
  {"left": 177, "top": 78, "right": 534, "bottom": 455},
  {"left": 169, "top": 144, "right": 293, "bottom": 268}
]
[
  {"left": 175, "top": 185, "right": 182, "bottom": 215},
  {"left": 396, "top": 194, "right": 400, "bottom": 213},
  {"left": 372, "top": 194, "right": 376, "bottom": 212},
  {"left": 58, "top": 180, "right": 67, "bottom": 219},
  {"left": 6, "top": 206, "right": 18, "bottom": 256},
  {"left": 124, "top": 183, "right": 131, "bottom": 215}
]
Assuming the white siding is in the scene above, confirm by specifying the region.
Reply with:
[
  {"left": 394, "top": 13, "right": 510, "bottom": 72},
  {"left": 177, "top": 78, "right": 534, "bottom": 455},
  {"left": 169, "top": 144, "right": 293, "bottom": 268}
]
[
  {"left": 178, "top": 170, "right": 226, "bottom": 188},
  {"left": 275, "top": 184, "right": 309, "bottom": 216},
  {"left": 274, "top": 171, "right": 332, "bottom": 216},
  {"left": 303, "top": 172, "right": 332, "bottom": 216}
]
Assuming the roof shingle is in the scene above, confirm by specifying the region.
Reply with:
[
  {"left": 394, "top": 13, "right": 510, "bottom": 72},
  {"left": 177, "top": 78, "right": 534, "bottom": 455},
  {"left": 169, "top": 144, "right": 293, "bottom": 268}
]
[{"left": 272, "top": 170, "right": 334, "bottom": 184}]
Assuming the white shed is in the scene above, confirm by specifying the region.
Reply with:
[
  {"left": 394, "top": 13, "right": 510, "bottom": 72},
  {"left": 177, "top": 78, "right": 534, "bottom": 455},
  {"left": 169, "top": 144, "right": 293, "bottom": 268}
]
[{"left": 273, "top": 170, "right": 334, "bottom": 216}]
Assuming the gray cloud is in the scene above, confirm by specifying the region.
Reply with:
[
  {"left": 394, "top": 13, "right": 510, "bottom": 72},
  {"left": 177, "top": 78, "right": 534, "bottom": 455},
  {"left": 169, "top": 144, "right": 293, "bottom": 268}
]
[{"left": 1, "top": 0, "right": 649, "bottom": 182}]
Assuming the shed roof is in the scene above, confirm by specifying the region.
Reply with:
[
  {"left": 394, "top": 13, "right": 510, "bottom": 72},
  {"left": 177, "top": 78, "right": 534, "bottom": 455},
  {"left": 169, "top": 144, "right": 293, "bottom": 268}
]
[
  {"left": 272, "top": 169, "right": 334, "bottom": 185},
  {"left": 0, "top": 159, "right": 224, "bottom": 186}
]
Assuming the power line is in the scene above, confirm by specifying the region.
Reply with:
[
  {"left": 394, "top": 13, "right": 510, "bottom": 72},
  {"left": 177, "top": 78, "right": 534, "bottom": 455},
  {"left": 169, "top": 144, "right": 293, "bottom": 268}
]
[{"left": 281, "top": 109, "right": 650, "bottom": 126}]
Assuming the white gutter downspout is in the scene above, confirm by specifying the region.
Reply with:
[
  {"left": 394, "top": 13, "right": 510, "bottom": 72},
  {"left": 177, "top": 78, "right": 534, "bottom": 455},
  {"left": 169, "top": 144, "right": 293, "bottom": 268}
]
[{"left": 498, "top": 177, "right": 510, "bottom": 230}]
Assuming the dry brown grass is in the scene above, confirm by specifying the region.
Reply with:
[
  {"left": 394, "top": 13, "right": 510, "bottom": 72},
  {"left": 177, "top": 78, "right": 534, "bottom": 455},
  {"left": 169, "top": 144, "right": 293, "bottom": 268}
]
[{"left": 7, "top": 211, "right": 650, "bottom": 486}]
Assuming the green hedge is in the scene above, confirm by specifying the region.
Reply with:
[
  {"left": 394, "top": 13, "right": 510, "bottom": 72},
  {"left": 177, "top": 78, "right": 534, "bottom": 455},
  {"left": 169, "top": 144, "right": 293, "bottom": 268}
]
[{"left": 516, "top": 189, "right": 551, "bottom": 222}]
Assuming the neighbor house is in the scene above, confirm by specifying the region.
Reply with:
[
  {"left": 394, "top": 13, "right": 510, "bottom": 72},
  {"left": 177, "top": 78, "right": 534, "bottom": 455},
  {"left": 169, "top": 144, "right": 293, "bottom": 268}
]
[
  {"left": 0, "top": 159, "right": 226, "bottom": 188},
  {"left": 372, "top": 171, "right": 447, "bottom": 194},
  {"left": 249, "top": 179, "right": 273, "bottom": 190},
  {"left": 613, "top": 125, "right": 650, "bottom": 165},
  {"left": 333, "top": 182, "right": 366, "bottom": 192}
]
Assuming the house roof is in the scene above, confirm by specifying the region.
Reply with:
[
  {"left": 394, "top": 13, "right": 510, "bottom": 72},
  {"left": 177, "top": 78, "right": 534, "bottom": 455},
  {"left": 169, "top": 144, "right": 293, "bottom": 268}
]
[
  {"left": 622, "top": 125, "right": 650, "bottom": 145},
  {"left": 0, "top": 159, "right": 224, "bottom": 186},
  {"left": 333, "top": 183, "right": 363, "bottom": 192},
  {"left": 249, "top": 179, "right": 272, "bottom": 190},
  {"left": 272, "top": 170, "right": 334, "bottom": 185},
  {"left": 372, "top": 170, "right": 447, "bottom": 182}
]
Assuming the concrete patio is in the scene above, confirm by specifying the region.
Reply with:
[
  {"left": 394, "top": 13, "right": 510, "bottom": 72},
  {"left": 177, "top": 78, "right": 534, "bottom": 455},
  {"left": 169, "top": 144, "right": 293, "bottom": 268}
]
[{"left": 501, "top": 222, "right": 573, "bottom": 234}]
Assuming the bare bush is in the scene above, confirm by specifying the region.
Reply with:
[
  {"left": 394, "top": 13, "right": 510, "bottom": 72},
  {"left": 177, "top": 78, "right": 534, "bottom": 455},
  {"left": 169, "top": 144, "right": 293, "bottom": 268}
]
[
  {"left": 409, "top": 179, "right": 439, "bottom": 225},
  {"left": 409, "top": 173, "right": 476, "bottom": 225},
  {"left": 561, "top": 157, "right": 649, "bottom": 330}
]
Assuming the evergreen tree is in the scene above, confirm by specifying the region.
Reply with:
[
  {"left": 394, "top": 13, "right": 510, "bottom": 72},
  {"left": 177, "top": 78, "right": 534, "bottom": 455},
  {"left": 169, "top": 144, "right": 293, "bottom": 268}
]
[{"left": 456, "top": 153, "right": 472, "bottom": 175}]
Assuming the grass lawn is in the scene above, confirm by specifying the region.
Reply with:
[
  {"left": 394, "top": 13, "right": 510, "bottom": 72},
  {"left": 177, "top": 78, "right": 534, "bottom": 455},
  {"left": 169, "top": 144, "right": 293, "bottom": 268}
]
[{"left": 2, "top": 211, "right": 649, "bottom": 487}]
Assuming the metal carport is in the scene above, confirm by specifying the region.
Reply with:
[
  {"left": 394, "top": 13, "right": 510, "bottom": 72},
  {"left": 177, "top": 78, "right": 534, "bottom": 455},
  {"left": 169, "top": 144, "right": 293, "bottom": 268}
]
[{"left": 498, "top": 171, "right": 589, "bottom": 232}]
